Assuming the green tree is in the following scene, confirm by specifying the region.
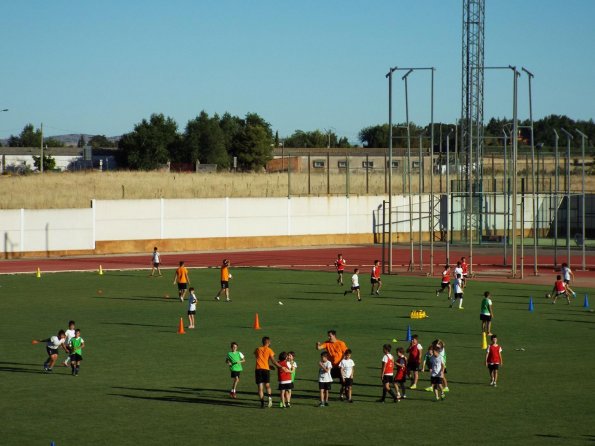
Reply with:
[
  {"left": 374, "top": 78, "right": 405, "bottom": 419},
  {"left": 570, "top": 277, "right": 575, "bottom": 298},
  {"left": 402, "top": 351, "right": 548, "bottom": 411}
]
[
  {"left": 118, "top": 114, "right": 180, "bottom": 170},
  {"left": 32, "top": 154, "right": 57, "bottom": 171},
  {"left": 77, "top": 135, "right": 86, "bottom": 148},
  {"left": 89, "top": 135, "right": 116, "bottom": 148},
  {"left": 231, "top": 113, "right": 273, "bottom": 171},
  {"left": 183, "top": 111, "right": 229, "bottom": 169}
]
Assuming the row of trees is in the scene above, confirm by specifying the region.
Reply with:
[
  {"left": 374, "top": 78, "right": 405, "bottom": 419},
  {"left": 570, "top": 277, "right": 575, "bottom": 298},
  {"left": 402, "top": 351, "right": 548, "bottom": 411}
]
[{"left": 359, "top": 115, "right": 595, "bottom": 150}]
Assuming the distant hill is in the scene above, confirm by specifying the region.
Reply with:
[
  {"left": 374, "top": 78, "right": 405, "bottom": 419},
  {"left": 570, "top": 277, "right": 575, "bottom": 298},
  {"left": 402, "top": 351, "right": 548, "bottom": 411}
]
[{"left": 0, "top": 134, "right": 120, "bottom": 147}]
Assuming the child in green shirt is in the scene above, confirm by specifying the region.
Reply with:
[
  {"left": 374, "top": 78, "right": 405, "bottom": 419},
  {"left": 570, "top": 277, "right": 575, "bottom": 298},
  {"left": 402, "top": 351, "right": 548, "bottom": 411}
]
[
  {"left": 69, "top": 329, "right": 85, "bottom": 376},
  {"left": 226, "top": 342, "right": 245, "bottom": 399}
]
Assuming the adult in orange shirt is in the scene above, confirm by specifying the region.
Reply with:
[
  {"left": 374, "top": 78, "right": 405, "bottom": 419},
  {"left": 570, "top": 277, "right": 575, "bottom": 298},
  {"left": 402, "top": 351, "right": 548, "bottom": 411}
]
[
  {"left": 215, "top": 259, "right": 232, "bottom": 302},
  {"left": 173, "top": 261, "right": 190, "bottom": 302},
  {"left": 254, "top": 336, "right": 280, "bottom": 408},
  {"left": 316, "top": 330, "right": 349, "bottom": 398}
]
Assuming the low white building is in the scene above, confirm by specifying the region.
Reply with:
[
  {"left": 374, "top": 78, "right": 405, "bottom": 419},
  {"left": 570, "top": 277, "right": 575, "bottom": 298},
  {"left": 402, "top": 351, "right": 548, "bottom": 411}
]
[{"left": 0, "top": 147, "right": 117, "bottom": 173}]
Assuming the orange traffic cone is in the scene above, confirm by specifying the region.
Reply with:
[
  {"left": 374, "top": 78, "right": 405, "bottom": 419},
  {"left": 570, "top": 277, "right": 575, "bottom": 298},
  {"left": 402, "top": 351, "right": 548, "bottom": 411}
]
[
  {"left": 253, "top": 313, "right": 261, "bottom": 330},
  {"left": 177, "top": 317, "right": 186, "bottom": 335}
]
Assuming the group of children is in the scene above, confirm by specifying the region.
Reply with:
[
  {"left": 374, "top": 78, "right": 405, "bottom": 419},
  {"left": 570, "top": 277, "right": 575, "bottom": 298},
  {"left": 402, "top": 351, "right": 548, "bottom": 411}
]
[
  {"left": 336, "top": 254, "right": 382, "bottom": 302},
  {"left": 35, "top": 320, "right": 85, "bottom": 376},
  {"left": 548, "top": 263, "right": 577, "bottom": 304}
]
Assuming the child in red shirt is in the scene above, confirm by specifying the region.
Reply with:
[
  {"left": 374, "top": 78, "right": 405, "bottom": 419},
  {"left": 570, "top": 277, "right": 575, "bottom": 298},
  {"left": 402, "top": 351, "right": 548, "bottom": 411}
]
[
  {"left": 551, "top": 274, "right": 570, "bottom": 304},
  {"left": 276, "top": 352, "right": 293, "bottom": 408},
  {"left": 334, "top": 254, "right": 347, "bottom": 286},
  {"left": 485, "top": 334, "right": 503, "bottom": 387}
]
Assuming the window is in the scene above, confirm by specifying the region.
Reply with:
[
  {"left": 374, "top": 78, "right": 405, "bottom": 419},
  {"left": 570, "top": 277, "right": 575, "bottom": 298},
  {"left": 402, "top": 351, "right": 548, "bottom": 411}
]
[
  {"left": 338, "top": 160, "right": 348, "bottom": 169},
  {"left": 362, "top": 161, "right": 374, "bottom": 168},
  {"left": 412, "top": 161, "right": 420, "bottom": 169},
  {"left": 387, "top": 160, "right": 399, "bottom": 168},
  {"left": 313, "top": 160, "right": 325, "bottom": 168}
]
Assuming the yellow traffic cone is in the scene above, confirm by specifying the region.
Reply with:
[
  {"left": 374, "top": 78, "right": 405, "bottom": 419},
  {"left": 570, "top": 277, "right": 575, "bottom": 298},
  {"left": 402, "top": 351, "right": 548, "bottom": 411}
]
[
  {"left": 36, "top": 267, "right": 41, "bottom": 278},
  {"left": 99, "top": 265, "right": 103, "bottom": 275},
  {"left": 481, "top": 332, "right": 488, "bottom": 349}
]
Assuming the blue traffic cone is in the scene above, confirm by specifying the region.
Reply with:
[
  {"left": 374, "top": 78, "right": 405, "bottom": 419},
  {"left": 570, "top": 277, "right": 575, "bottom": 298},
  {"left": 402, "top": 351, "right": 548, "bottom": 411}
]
[
  {"left": 584, "top": 294, "right": 590, "bottom": 309},
  {"left": 51, "top": 442, "right": 55, "bottom": 446},
  {"left": 528, "top": 297, "right": 534, "bottom": 312},
  {"left": 406, "top": 325, "right": 412, "bottom": 341}
]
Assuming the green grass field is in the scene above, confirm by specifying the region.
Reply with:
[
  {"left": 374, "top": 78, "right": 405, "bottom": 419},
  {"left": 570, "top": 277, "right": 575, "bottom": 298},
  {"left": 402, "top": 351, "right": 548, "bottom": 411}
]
[{"left": 1, "top": 268, "right": 594, "bottom": 445}]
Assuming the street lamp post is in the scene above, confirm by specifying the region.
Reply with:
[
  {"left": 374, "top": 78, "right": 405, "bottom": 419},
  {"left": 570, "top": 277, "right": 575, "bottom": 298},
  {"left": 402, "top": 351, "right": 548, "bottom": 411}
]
[
  {"left": 576, "top": 129, "right": 588, "bottom": 271},
  {"left": 560, "top": 128, "right": 573, "bottom": 267},
  {"left": 386, "top": 67, "right": 398, "bottom": 274},
  {"left": 446, "top": 128, "right": 454, "bottom": 265}
]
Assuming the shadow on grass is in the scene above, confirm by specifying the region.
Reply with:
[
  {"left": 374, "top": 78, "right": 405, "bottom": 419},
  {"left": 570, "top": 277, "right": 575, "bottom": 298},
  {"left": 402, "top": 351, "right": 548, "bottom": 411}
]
[
  {"left": 92, "top": 296, "right": 174, "bottom": 303},
  {"left": 382, "top": 328, "right": 466, "bottom": 336},
  {"left": 303, "top": 291, "right": 344, "bottom": 296},
  {"left": 0, "top": 362, "right": 68, "bottom": 375},
  {"left": 110, "top": 386, "right": 257, "bottom": 409},
  {"left": 100, "top": 321, "right": 173, "bottom": 328},
  {"left": 285, "top": 297, "right": 332, "bottom": 301},
  {"left": 548, "top": 318, "right": 595, "bottom": 324}
]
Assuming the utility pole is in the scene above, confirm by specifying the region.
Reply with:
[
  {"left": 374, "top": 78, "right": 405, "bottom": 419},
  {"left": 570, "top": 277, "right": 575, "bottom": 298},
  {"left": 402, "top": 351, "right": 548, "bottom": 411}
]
[{"left": 40, "top": 123, "right": 44, "bottom": 174}]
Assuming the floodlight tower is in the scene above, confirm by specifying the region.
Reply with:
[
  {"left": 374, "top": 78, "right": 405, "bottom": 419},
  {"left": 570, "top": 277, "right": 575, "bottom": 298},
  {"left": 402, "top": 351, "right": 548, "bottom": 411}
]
[{"left": 460, "top": 0, "right": 485, "bottom": 252}]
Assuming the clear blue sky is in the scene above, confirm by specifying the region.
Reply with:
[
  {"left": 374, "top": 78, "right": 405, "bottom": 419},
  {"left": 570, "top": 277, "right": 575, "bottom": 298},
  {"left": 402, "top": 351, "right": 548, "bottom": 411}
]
[{"left": 1, "top": 0, "right": 593, "bottom": 143}]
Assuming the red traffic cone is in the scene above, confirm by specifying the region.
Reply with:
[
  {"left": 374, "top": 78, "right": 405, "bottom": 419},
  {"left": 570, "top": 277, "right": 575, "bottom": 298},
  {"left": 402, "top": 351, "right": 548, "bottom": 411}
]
[{"left": 177, "top": 317, "right": 186, "bottom": 334}]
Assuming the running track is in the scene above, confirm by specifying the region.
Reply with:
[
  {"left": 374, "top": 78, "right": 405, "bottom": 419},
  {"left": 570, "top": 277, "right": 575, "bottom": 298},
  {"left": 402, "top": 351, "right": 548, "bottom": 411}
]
[{"left": 1, "top": 245, "right": 594, "bottom": 286}]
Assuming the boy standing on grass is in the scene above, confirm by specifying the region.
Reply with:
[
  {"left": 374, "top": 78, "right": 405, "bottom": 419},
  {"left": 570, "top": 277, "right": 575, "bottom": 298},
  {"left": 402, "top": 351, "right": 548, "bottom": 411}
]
[
  {"left": 428, "top": 346, "right": 446, "bottom": 401},
  {"left": 173, "top": 261, "right": 190, "bottom": 302},
  {"left": 318, "top": 352, "right": 333, "bottom": 407},
  {"left": 335, "top": 254, "right": 347, "bottom": 286},
  {"left": 215, "top": 259, "right": 232, "bottom": 302},
  {"left": 461, "top": 256, "right": 469, "bottom": 287},
  {"left": 407, "top": 335, "right": 423, "bottom": 389},
  {"left": 551, "top": 274, "right": 571, "bottom": 304},
  {"left": 287, "top": 352, "right": 297, "bottom": 404},
  {"left": 150, "top": 247, "right": 162, "bottom": 277},
  {"left": 344, "top": 268, "right": 361, "bottom": 301},
  {"left": 485, "top": 334, "right": 503, "bottom": 387},
  {"left": 436, "top": 264, "right": 452, "bottom": 299},
  {"left": 379, "top": 344, "right": 399, "bottom": 403},
  {"left": 276, "top": 352, "right": 293, "bottom": 408},
  {"left": 187, "top": 288, "right": 198, "bottom": 329},
  {"left": 339, "top": 350, "right": 355, "bottom": 403},
  {"left": 371, "top": 260, "right": 382, "bottom": 295},
  {"left": 395, "top": 347, "right": 408, "bottom": 399},
  {"left": 480, "top": 291, "right": 494, "bottom": 334},
  {"left": 226, "top": 342, "right": 245, "bottom": 398},
  {"left": 62, "top": 320, "right": 76, "bottom": 367},
  {"left": 35, "top": 330, "right": 68, "bottom": 373},
  {"left": 69, "top": 329, "right": 84, "bottom": 376}
]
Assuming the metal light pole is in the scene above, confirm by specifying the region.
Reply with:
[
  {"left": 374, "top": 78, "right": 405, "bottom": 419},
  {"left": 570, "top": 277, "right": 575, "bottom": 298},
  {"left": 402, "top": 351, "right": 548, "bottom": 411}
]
[
  {"left": 576, "top": 129, "right": 588, "bottom": 271},
  {"left": 446, "top": 128, "right": 454, "bottom": 265},
  {"left": 553, "top": 130, "right": 559, "bottom": 267},
  {"left": 418, "top": 129, "right": 427, "bottom": 270},
  {"left": 560, "top": 128, "right": 573, "bottom": 267},
  {"left": 502, "top": 129, "right": 508, "bottom": 266},
  {"left": 522, "top": 67, "right": 538, "bottom": 275},
  {"left": 386, "top": 67, "right": 398, "bottom": 274},
  {"left": 429, "top": 68, "right": 435, "bottom": 276},
  {"left": 402, "top": 69, "right": 414, "bottom": 271}
]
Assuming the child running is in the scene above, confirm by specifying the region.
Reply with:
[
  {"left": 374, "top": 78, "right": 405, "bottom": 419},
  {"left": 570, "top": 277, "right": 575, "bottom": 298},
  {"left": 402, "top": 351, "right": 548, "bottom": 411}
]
[
  {"left": 371, "top": 260, "right": 382, "bottom": 296},
  {"left": 344, "top": 268, "right": 361, "bottom": 301},
  {"left": 335, "top": 254, "right": 347, "bottom": 286},
  {"left": 379, "top": 344, "right": 399, "bottom": 402},
  {"left": 35, "top": 330, "right": 68, "bottom": 373},
  {"left": 551, "top": 274, "right": 571, "bottom": 304},
  {"left": 187, "top": 287, "right": 198, "bottom": 329},
  {"left": 226, "top": 342, "right": 245, "bottom": 398},
  {"left": 450, "top": 273, "right": 464, "bottom": 309},
  {"left": 485, "top": 334, "right": 503, "bottom": 387},
  {"left": 318, "top": 352, "right": 333, "bottom": 407},
  {"left": 436, "top": 264, "right": 452, "bottom": 299},
  {"left": 561, "top": 263, "right": 576, "bottom": 298},
  {"left": 62, "top": 320, "right": 76, "bottom": 367},
  {"left": 276, "top": 352, "right": 293, "bottom": 408},
  {"left": 339, "top": 349, "right": 355, "bottom": 403},
  {"left": 68, "top": 329, "right": 85, "bottom": 376}
]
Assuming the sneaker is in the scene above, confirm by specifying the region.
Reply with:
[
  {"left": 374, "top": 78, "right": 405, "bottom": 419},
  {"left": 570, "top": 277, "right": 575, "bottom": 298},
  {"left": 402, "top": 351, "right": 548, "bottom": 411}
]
[
  {"left": 401, "top": 394, "right": 407, "bottom": 399},
  {"left": 410, "top": 384, "right": 417, "bottom": 390},
  {"left": 458, "top": 307, "right": 464, "bottom": 310},
  {"left": 279, "top": 402, "right": 285, "bottom": 408},
  {"left": 572, "top": 291, "right": 576, "bottom": 297},
  {"left": 493, "top": 383, "right": 497, "bottom": 387},
  {"left": 339, "top": 394, "right": 344, "bottom": 401},
  {"left": 226, "top": 297, "right": 231, "bottom": 302},
  {"left": 46, "top": 368, "right": 53, "bottom": 373},
  {"left": 435, "top": 396, "right": 440, "bottom": 401},
  {"left": 424, "top": 386, "right": 433, "bottom": 392},
  {"left": 435, "top": 290, "right": 439, "bottom": 297},
  {"left": 489, "top": 381, "right": 494, "bottom": 386},
  {"left": 62, "top": 361, "right": 69, "bottom": 367},
  {"left": 215, "top": 296, "right": 220, "bottom": 301},
  {"left": 268, "top": 397, "right": 273, "bottom": 408},
  {"left": 348, "top": 399, "right": 354, "bottom": 403},
  {"left": 179, "top": 297, "right": 183, "bottom": 302},
  {"left": 286, "top": 403, "right": 291, "bottom": 408},
  {"left": 375, "top": 291, "right": 380, "bottom": 295},
  {"left": 260, "top": 400, "right": 265, "bottom": 408},
  {"left": 318, "top": 402, "right": 325, "bottom": 407},
  {"left": 441, "top": 393, "right": 446, "bottom": 400},
  {"left": 443, "top": 387, "right": 450, "bottom": 392},
  {"left": 357, "top": 298, "right": 362, "bottom": 301},
  {"left": 393, "top": 397, "right": 399, "bottom": 403}
]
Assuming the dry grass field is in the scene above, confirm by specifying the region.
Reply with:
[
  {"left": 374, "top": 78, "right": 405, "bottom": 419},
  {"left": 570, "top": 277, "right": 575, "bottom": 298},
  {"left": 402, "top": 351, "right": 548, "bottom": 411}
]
[{"left": 0, "top": 170, "right": 593, "bottom": 209}]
